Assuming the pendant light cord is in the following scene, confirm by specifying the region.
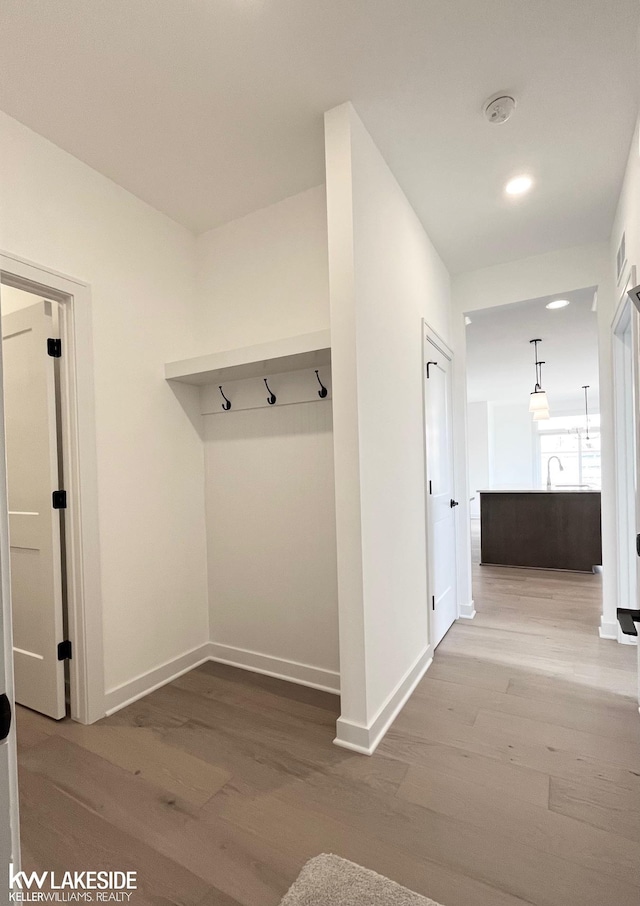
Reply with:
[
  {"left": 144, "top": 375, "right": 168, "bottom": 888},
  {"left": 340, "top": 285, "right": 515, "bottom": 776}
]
[{"left": 530, "top": 339, "right": 544, "bottom": 391}]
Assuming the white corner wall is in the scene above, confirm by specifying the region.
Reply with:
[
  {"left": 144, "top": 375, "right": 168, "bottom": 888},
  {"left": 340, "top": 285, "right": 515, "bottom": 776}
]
[
  {"left": 0, "top": 111, "right": 209, "bottom": 710},
  {"left": 453, "top": 241, "right": 616, "bottom": 637},
  {"left": 192, "top": 186, "right": 339, "bottom": 691},
  {"left": 325, "top": 102, "right": 452, "bottom": 754},
  {"left": 0, "top": 117, "right": 338, "bottom": 713}
]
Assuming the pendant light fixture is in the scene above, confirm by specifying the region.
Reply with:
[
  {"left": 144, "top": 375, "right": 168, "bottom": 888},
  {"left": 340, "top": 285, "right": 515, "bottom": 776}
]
[
  {"left": 533, "top": 362, "right": 550, "bottom": 420},
  {"left": 528, "top": 339, "right": 550, "bottom": 417}
]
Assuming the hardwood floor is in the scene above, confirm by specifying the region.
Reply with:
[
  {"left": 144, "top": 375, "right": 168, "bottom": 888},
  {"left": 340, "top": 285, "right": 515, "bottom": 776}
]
[{"left": 15, "top": 528, "right": 640, "bottom": 906}]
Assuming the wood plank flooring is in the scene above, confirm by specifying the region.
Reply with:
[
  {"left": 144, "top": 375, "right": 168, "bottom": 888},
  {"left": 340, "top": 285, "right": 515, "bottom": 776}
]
[{"left": 16, "top": 528, "right": 640, "bottom": 906}]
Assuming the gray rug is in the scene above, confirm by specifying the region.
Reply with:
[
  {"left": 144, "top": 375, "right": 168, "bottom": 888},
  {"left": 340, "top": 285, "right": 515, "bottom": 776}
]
[{"left": 280, "top": 854, "right": 444, "bottom": 906}]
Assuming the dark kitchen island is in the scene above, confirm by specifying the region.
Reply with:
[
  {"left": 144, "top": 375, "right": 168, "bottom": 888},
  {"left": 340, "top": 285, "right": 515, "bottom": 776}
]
[{"left": 479, "top": 490, "right": 602, "bottom": 573}]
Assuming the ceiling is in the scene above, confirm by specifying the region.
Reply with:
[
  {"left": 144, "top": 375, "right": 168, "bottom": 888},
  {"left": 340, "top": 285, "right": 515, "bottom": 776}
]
[
  {"left": 0, "top": 1, "right": 638, "bottom": 273},
  {"left": 465, "top": 288, "right": 600, "bottom": 410}
]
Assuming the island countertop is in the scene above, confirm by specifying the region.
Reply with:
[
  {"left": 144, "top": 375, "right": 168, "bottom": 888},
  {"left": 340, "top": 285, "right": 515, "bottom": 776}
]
[
  {"left": 478, "top": 488, "right": 600, "bottom": 493},
  {"left": 479, "top": 490, "right": 602, "bottom": 572}
]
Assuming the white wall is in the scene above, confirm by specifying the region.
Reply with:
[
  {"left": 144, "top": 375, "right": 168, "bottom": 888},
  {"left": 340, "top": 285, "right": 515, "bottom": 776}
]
[
  {"left": 453, "top": 241, "right": 615, "bottom": 635},
  {"left": 611, "top": 121, "right": 640, "bottom": 281},
  {"left": 0, "top": 111, "right": 209, "bottom": 702},
  {"left": 455, "top": 243, "right": 612, "bottom": 314},
  {"left": 467, "top": 401, "right": 491, "bottom": 516},
  {"left": 195, "top": 186, "right": 330, "bottom": 352},
  {"left": 467, "top": 400, "right": 535, "bottom": 517},
  {"left": 203, "top": 385, "right": 339, "bottom": 691},
  {"left": 325, "top": 103, "right": 453, "bottom": 754},
  {"left": 489, "top": 403, "right": 535, "bottom": 490}
]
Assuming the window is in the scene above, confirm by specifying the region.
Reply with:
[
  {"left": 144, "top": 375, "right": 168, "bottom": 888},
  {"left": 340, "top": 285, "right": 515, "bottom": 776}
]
[{"left": 537, "top": 414, "right": 601, "bottom": 490}]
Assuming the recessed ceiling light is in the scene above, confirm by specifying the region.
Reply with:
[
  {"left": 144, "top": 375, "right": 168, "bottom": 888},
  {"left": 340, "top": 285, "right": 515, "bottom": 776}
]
[
  {"left": 546, "top": 299, "right": 570, "bottom": 310},
  {"left": 505, "top": 175, "right": 533, "bottom": 196}
]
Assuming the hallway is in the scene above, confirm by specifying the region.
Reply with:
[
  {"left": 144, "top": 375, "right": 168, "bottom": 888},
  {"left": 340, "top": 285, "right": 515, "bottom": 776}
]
[{"left": 15, "top": 552, "right": 640, "bottom": 906}]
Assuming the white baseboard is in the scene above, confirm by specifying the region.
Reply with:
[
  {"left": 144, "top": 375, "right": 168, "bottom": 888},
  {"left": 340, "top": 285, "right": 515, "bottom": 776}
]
[
  {"left": 598, "top": 618, "right": 618, "bottom": 640},
  {"left": 458, "top": 600, "right": 476, "bottom": 619},
  {"left": 618, "top": 627, "right": 638, "bottom": 646},
  {"left": 103, "top": 642, "right": 212, "bottom": 716},
  {"left": 208, "top": 642, "right": 340, "bottom": 694},
  {"left": 103, "top": 640, "right": 340, "bottom": 720},
  {"left": 600, "top": 613, "right": 639, "bottom": 645},
  {"left": 334, "top": 644, "right": 432, "bottom": 756}
]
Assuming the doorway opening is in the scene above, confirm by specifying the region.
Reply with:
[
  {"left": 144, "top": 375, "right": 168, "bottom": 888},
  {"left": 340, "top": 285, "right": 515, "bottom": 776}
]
[
  {"left": 463, "top": 286, "right": 604, "bottom": 623},
  {"left": 0, "top": 254, "right": 104, "bottom": 729}
]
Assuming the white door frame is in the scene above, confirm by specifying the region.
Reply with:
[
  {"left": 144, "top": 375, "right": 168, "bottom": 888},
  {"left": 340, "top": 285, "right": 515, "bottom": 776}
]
[
  {"left": 611, "top": 265, "right": 639, "bottom": 646},
  {"left": 0, "top": 251, "right": 104, "bottom": 722},
  {"left": 422, "top": 320, "right": 459, "bottom": 649},
  {"left": 0, "top": 307, "right": 21, "bottom": 874}
]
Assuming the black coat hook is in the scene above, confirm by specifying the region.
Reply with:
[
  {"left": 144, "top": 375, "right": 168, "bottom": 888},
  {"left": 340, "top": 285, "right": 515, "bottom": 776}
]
[
  {"left": 219, "top": 385, "right": 231, "bottom": 411},
  {"left": 315, "top": 370, "right": 328, "bottom": 399},
  {"left": 264, "top": 378, "right": 276, "bottom": 405}
]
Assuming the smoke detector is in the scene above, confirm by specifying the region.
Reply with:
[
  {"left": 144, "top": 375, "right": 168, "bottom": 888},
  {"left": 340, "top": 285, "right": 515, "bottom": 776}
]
[{"left": 484, "top": 93, "right": 516, "bottom": 125}]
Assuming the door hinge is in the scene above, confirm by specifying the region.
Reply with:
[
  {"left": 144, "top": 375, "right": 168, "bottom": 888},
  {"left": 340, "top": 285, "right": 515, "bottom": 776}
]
[
  {"left": 0, "top": 693, "right": 11, "bottom": 741},
  {"left": 52, "top": 490, "right": 67, "bottom": 510},
  {"left": 432, "top": 595, "right": 435, "bottom": 611},
  {"left": 47, "top": 338, "right": 62, "bottom": 358},
  {"left": 57, "top": 640, "right": 72, "bottom": 661},
  {"left": 636, "top": 533, "right": 640, "bottom": 557},
  {"left": 429, "top": 480, "right": 432, "bottom": 495}
]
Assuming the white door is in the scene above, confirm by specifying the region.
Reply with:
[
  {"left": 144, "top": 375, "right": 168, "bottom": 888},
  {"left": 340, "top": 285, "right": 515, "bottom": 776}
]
[
  {"left": 424, "top": 332, "right": 458, "bottom": 648},
  {"left": 0, "top": 469, "right": 18, "bottom": 892},
  {"left": 3, "top": 302, "right": 66, "bottom": 720},
  {"left": 0, "top": 284, "right": 23, "bottom": 893}
]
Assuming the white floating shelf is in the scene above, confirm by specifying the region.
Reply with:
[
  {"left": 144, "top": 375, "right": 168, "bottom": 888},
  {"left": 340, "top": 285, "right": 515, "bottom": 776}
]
[{"left": 165, "top": 330, "right": 331, "bottom": 386}]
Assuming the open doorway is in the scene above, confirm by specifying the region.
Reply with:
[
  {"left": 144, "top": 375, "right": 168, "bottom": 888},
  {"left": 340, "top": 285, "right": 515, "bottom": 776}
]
[{"left": 464, "top": 286, "right": 603, "bottom": 618}]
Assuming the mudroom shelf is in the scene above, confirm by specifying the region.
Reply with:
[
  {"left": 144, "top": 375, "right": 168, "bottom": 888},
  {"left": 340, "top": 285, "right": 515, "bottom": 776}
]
[{"left": 165, "top": 330, "right": 331, "bottom": 386}]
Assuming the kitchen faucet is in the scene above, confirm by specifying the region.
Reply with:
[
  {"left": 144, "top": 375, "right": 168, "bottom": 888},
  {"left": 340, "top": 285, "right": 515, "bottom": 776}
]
[{"left": 546, "top": 455, "right": 564, "bottom": 490}]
